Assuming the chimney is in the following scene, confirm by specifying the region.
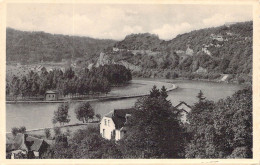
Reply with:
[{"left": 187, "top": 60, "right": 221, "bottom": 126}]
[{"left": 125, "top": 114, "right": 131, "bottom": 123}]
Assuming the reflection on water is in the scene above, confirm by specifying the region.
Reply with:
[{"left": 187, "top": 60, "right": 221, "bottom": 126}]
[{"left": 6, "top": 80, "right": 242, "bottom": 132}]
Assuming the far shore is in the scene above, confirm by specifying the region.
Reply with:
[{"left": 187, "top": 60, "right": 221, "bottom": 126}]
[
  {"left": 5, "top": 77, "right": 246, "bottom": 104},
  {"left": 6, "top": 79, "right": 178, "bottom": 104}
]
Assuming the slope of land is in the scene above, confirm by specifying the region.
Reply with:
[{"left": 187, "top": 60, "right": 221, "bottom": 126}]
[
  {"left": 6, "top": 28, "right": 117, "bottom": 64},
  {"left": 103, "top": 21, "right": 252, "bottom": 83},
  {"left": 6, "top": 21, "right": 252, "bottom": 83}
]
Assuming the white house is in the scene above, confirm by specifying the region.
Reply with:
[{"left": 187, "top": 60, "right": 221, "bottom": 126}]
[
  {"left": 100, "top": 108, "right": 135, "bottom": 141},
  {"left": 175, "top": 101, "right": 192, "bottom": 123},
  {"left": 185, "top": 45, "right": 194, "bottom": 56},
  {"left": 210, "top": 34, "right": 224, "bottom": 42},
  {"left": 113, "top": 47, "right": 119, "bottom": 52},
  {"left": 195, "top": 66, "right": 208, "bottom": 74}
]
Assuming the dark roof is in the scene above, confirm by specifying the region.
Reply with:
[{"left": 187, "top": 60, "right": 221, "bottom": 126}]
[
  {"left": 104, "top": 111, "right": 114, "bottom": 118},
  {"left": 175, "top": 101, "right": 191, "bottom": 113},
  {"left": 7, "top": 133, "right": 48, "bottom": 152},
  {"left": 175, "top": 101, "right": 191, "bottom": 108},
  {"left": 8, "top": 133, "right": 28, "bottom": 152},
  {"left": 105, "top": 108, "right": 135, "bottom": 129},
  {"left": 26, "top": 136, "right": 44, "bottom": 151}
]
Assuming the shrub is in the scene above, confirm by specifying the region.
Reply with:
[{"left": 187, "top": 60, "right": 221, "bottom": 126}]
[
  {"left": 237, "top": 77, "right": 245, "bottom": 84},
  {"left": 95, "top": 114, "right": 101, "bottom": 121},
  {"left": 19, "top": 126, "right": 26, "bottom": 134},
  {"left": 54, "top": 127, "right": 61, "bottom": 136},
  {"left": 65, "top": 128, "right": 71, "bottom": 136},
  {"left": 172, "top": 72, "right": 179, "bottom": 79},
  {"left": 44, "top": 128, "right": 51, "bottom": 139},
  {"left": 11, "top": 126, "right": 26, "bottom": 136},
  {"left": 11, "top": 127, "right": 19, "bottom": 136}
]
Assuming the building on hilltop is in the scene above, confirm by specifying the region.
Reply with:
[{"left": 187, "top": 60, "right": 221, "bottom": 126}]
[
  {"left": 185, "top": 45, "right": 194, "bottom": 56},
  {"left": 210, "top": 34, "right": 224, "bottom": 42},
  {"left": 113, "top": 47, "right": 119, "bottom": 52},
  {"left": 100, "top": 108, "right": 135, "bottom": 140}
]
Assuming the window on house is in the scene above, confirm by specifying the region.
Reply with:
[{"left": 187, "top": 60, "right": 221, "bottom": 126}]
[
  {"left": 108, "top": 120, "right": 110, "bottom": 126},
  {"left": 103, "top": 129, "right": 105, "bottom": 137},
  {"left": 104, "top": 119, "right": 107, "bottom": 125}
]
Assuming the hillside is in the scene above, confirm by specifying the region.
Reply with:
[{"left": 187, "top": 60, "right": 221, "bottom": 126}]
[
  {"left": 114, "top": 33, "right": 162, "bottom": 51},
  {"left": 6, "top": 21, "right": 252, "bottom": 83},
  {"left": 6, "top": 28, "right": 117, "bottom": 64},
  {"left": 105, "top": 21, "right": 252, "bottom": 82}
]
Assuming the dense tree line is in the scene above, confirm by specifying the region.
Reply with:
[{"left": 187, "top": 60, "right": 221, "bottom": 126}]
[{"left": 6, "top": 64, "right": 132, "bottom": 99}]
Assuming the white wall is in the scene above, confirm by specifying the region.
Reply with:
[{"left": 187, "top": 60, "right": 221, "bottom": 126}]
[
  {"left": 100, "top": 117, "right": 115, "bottom": 140},
  {"left": 115, "top": 130, "right": 121, "bottom": 141}
]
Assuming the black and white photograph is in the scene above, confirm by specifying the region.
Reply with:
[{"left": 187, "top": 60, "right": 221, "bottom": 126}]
[{"left": 4, "top": 1, "right": 254, "bottom": 160}]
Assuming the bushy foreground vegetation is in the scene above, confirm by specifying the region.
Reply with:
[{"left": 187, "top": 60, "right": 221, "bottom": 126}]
[{"left": 39, "top": 86, "right": 252, "bottom": 159}]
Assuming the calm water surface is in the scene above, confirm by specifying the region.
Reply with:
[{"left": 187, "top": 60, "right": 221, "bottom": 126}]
[{"left": 6, "top": 79, "right": 242, "bottom": 132}]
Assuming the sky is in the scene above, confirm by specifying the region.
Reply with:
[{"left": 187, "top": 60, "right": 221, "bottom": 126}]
[{"left": 7, "top": 3, "right": 252, "bottom": 40}]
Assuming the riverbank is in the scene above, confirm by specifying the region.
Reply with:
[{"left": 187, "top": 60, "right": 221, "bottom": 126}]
[
  {"left": 134, "top": 77, "right": 245, "bottom": 86},
  {"left": 6, "top": 79, "right": 242, "bottom": 132},
  {"left": 6, "top": 79, "right": 177, "bottom": 104}
]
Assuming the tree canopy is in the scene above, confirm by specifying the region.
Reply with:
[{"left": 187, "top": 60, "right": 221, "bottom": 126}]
[
  {"left": 119, "top": 86, "right": 185, "bottom": 158},
  {"left": 185, "top": 87, "right": 252, "bottom": 158},
  {"left": 53, "top": 102, "right": 70, "bottom": 126},
  {"left": 75, "top": 102, "right": 94, "bottom": 123}
]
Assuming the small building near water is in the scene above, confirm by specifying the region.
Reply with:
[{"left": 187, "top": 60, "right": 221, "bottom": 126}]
[{"left": 45, "top": 90, "right": 59, "bottom": 101}]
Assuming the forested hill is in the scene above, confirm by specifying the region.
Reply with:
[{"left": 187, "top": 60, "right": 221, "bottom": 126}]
[
  {"left": 114, "top": 33, "right": 162, "bottom": 50},
  {"left": 7, "top": 21, "right": 252, "bottom": 82},
  {"left": 6, "top": 28, "right": 117, "bottom": 63},
  {"left": 106, "top": 21, "right": 252, "bottom": 81}
]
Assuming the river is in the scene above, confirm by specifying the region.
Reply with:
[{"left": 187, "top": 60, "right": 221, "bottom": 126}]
[{"left": 6, "top": 79, "right": 243, "bottom": 132}]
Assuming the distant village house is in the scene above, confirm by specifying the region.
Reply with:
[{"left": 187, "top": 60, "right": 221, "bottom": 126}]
[
  {"left": 210, "top": 34, "right": 224, "bottom": 42},
  {"left": 185, "top": 45, "right": 194, "bottom": 56},
  {"left": 195, "top": 66, "right": 208, "bottom": 74},
  {"left": 113, "top": 47, "right": 119, "bottom": 52}
]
